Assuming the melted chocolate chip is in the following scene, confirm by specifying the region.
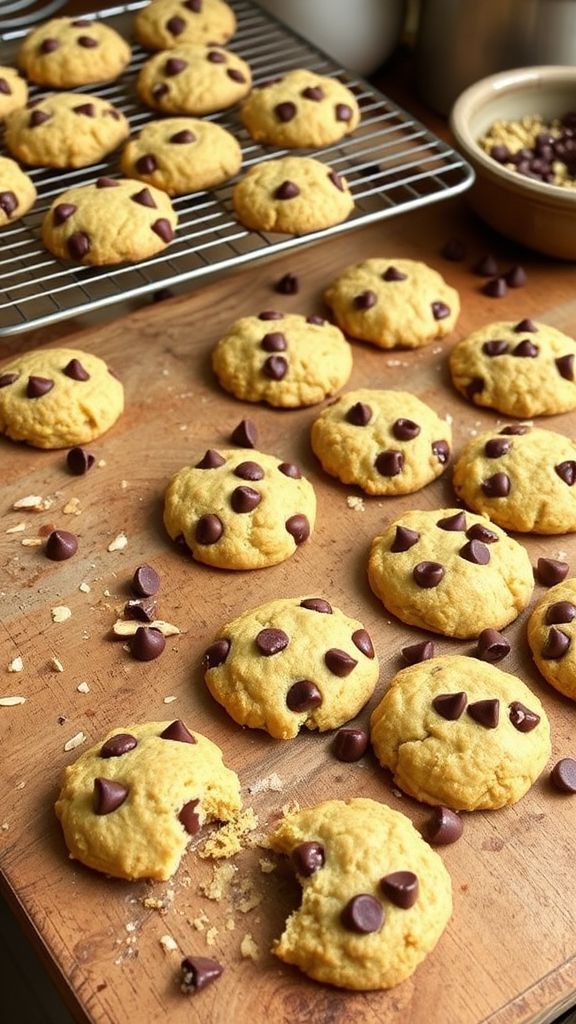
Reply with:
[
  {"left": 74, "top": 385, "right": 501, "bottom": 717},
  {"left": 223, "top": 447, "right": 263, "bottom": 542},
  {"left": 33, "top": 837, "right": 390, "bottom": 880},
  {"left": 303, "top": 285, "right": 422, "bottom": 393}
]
[
  {"left": 291, "top": 841, "right": 325, "bottom": 876},
  {"left": 179, "top": 798, "right": 200, "bottom": 835},
  {"left": 551, "top": 758, "right": 576, "bottom": 793},
  {"left": 432, "top": 691, "right": 467, "bottom": 720},
  {"left": 66, "top": 446, "right": 95, "bottom": 475},
  {"left": 485, "top": 437, "right": 511, "bottom": 458},
  {"left": 483, "top": 277, "right": 507, "bottom": 298},
  {"left": 196, "top": 514, "right": 223, "bottom": 544},
  {"left": 335, "top": 102, "right": 353, "bottom": 122},
  {"left": 333, "top": 727, "right": 369, "bottom": 762},
  {"left": 203, "top": 638, "right": 230, "bottom": 668},
  {"left": 352, "top": 629, "right": 374, "bottom": 658},
  {"left": 375, "top": 450, "right": 404, "bottom": 476},
  {"left": 392, "top": 418, "right": 420, "bottom": 441},
  {"left": 545, "top": 601, "right": 576, "bottom": 625},
  {"left": 401, "top": 640, "right": 435, "bottom": 665},
  {"left": 459, "top": 540, "right": 491, "bottom": 565},
  {"left": 391, "top": 525, "right": 420, "bottom": 552},
  {"left": 231, "top": 418, "right": 258, "bottom": 447},
  {"left": 432, "top": 440, "right": 450, "bottom": 464},
  {"left": 481, "top": 472, "right": 511, "bottom": 498},
  {"left": 556, "top": 354, "right": 574, "bottom": 381},
  {"left": 482, "top": 339, "right": 509, "bottom": 356},
  {"left": 231, "top": 485, "right": 261, "bottom": 513},
  {"left": 536, "top": 558, "right": 569, "bottom": 587},
  {"left": 278, "top": 462, "right": 301, "bottom": 478},
  {"left": 27, "top": 376, "right": 53, "bottom": 398},
  {"left": 431, "top": 301, "right": 450, "bottom": 320},
  {"left": 353, "top": 290, "right": 377, "bottom": 311},
  {"left": 129, "top": 626, "right": 165, "bottom": 661},
  {"left": 132, "top": 188, "right": 157, "bottom": 209},
  {"left": 300, "top": 598, "right": 332, "bottom": 614},
  {"left": 256, "top": 628, "right": 289, "bottom": 656},
  {"left": 274, "top": 180, "right": 300, "bottom": 200},
  {"left": 132, "top": 564, "right": 160, "bottom": 597},
  {"left": 63, "top": 358, "right": 89, "bottom": 381},
  {"left": 509, "top": 701, "right": 540, "bottom": 733},
  {"left": 285, "top": 514, "right": 309, "bottom": 544},
  {"left": 261, "top": 331, "right": 286, "bottom": 352},
  {"left": 555, "top": 461, "right": 576, "bottom": 486},
  {"left": 274, "top": 101, "right": 296, "bottom": 122},
  {"left": 474, "top": 254, "right": 499, "bottom": 276},
  {"left": 382, "top": 266, "right": 407, "bottom": 281},
  {"left": 45, "top": 529, "right": 77, "bottom": 561},
  {"left": 166, "top": 15, "right": 186, "bottom": 34},
  {"left": 513, "top": 339, "right": 538, "bottom": 358},
  {"left": 165, "top": 57, "right": 187, "bottom": 75},
  {"left": 542, "top": 627, "right": 571, "bottom": 659},
  {"left": 346, "top": 401, "right": 372, "bottom": 426},
  {"left": 234, "top": 461, "right": 264, "bottom": 481},
  {"left": 341, "top": 894, "right": 384, "bottom": 934},
  {"left": 436, "top": 511, "right": 466, "bottom": 531},
  {"left": 514, "top": 318, "right": 538, "bottom": 332},
  {"left": 424, "top": 806, "right": 463, "bottom": 845},
  {"left": 466, "top": 523, "right": 498, "bottom": 543},
  {"left": 180, "top": 956, "right": 223, "bottom": 994},
  {"left": 325, "top": 648, "right": 358, "bottom": 676},
  {"left": 136, "top": 154, "right": 157, "bottom": 175},
  {"left": 68, "top": 232, "right": 91, "bottom": 261},
  {"left": 413, "top": 561, "right": 444, "bottom": 588},
  {"left": 467, "top": 698, "right": 499, "bottom": 728},
  {"left": 275, "top": 272, "right": 298, "bottom": 294},
  {"left": 380, "top": 871, "right": 419, "bottom": 909},
  {"left": 196, "top": 449, "right": 225, "bottom": 469},
  {"left": 160, "top": 720, "right": 196, "bottom": 743},
  {"left": 151, "top": 219, "right": 174, "bottom": 242},
  {"left": 286, "top": 680, "right": 322, "bottom": 712},
  {"left": 93, "top": 778, "right": 128, "bottom": 815},
  {"left": 262, "top": 355, "right": 288, "bottom": 380}
]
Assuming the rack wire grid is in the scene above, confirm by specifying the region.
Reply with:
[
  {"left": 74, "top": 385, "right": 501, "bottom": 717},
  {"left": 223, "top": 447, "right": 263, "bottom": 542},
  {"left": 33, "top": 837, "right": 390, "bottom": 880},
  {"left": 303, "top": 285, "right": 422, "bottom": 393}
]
[{"left": 0, "top": 0, "right": 474, "bottom": 336}]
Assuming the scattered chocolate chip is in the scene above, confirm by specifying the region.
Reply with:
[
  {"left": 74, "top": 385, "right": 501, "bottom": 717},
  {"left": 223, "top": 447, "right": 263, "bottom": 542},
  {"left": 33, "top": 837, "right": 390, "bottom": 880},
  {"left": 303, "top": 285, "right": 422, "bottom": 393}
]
[
  {"left": 231, "top": 485, "right": 261, "bottom": 513},
  {"left": 353, "top": 289, "right": 377, "bottom": 311},
  {"left": 380, "top": 871, "right": 419, "bottom": 909},
  {"left": 0, "top": 191, "right": 17, "bottom": 216},
  {"left": 68, "top": 231, "right": 91, "bottom": 261},
  {"left": 132, "top": 188, "right": 157, "bottom": 209},
  {"left": 63, "top": 357, "right": 89, "bottom": 381},
  {"left": 474, "top": 254, "right": 499, "bottom": 276},
  {"left": 513, "top": 339, "right": 538, "bottom": 358},
  {"left": 431, "top": 301, "right": 450, "bottom": 320},
  {"left": 227, "top": 68, "right": 246, "bottom": 83},
  {"left": 66, "top": 446, "right": 95, "bottom": 475},
  {"left": 536, "top": 558, "right": 569, "bottom": 587},
  {"left": 466, "top": 523, "right": 498, "bottom": 543},
  {"left": 483, "top": 276, "right": 507, "bottom": 298},
  {"left": 285, "top": 514, "right": 309, "bottom": 544},
  {"left": 234, "top": 461, "right": 264, "bottom": 481},
  {"left": 160, "top": 720, "right": 196, "bottom": 743},
  {"left": 352, "top": 629, "right": 374, "bottom": 658},
  {"left": 124, "top": 598, "right": 156, "bottom": 623},
  {"left": 151, "top": 219, "right": 174, "bottom": 242},
  {"left": 505, "top": 265, "right": 527, "bottom": 288},
  {"left": 203, "top": 638, "right": 230, "bottom": 668},
  {"left": 551, "top": 758, "right": 576, "bottom": 793},
  {"left": 165, "top": 57, "right": 187, "bottom": 75},
  {"left": 307, "top": 315, "right": 325, "bottom": 325},
  {"left": 132, "top": 564, "right": 160, "bottom": 598},
  {"left": 401, "top": 640, "right": 435, "bottom": 665},
  {"left": 459, "top": 540, "right": 491, "bottom": 565},
  {"left": 166, "top": 14, "right": 186, "bottom": 34},
  {"left": 424, "top": 806, "right": 463, "bottom": 845},
  {"left": 375, "top": 450, "right": 404, "bottom": 476},
  {"left": 27, "top": 375, "right": 53, "bottom": 398},
  {"left": 196, "top": 449, "right": 225, "bottom": 469},
  {"left": 136, "top": 154, "right": 157, "bottom": 174},
  {"left": 432, "top": 440, "right": 450, "bottom": 464},
  {"left": 335, "top": 102, "right": 353, "bottom": 122},
  {"left": 129, "top": 626, "right": 165, "bottom": 661},
  {"left": 179, "top": 798, "right": 200, "bottom": 835},
  {"left": 96, "top": 177, "right": 119, "bottom": 188},
  {"left": 72, "top": 103, "right": 95, "bottom": 117},
  {"left": 275, "top": 272, "right": 298, "bottom": 294},
  {"left": 467, "top": 698, "right": 499, "bottom": 728},
  {"left": 476, "top": 628, "right": 510, "bottom": 663},
  {"left": 441, "top": 238, "right": 466, "bottom": 261},
  {"left": 382, "top": 266, "right": 408, "bottom": 281},
  {"left": 40, "top": 38, "right": 59, "bottom": 53},
  {"left": 392, "top": 418, "right": 420, "bottom": 441},
  {"left": 413, "top": 561, "right": 444, "bottom": 588},
  {"left": 274, "top": 101, "right": 296, "bottom": 122},
  {"left": 432, "top": 691, "right": 467, "bottom": 720},
  {"left": 437, "top": 511, "right": 466, "bottom": 531},
  {"left": 546, "top": 601, "right": 576, "bottom": 625},
  {"left": 93, "top": 778, "right": 128, "bottom": 815},
  {"left": 481, "top": 472, "right": 511, "bottom": 498},
  {"left": 555, "top": 461, "right": 576, "bottom": 486},
  {"left": 261, "top": 331, "right": 287, "bottom": 352},
  {"left": 391, "top": 525, "right": 420, "bottom": 552},
  {"left": 302, "top": 85, "right": 324, "bottom": 101},
  {"left": 509, "top": 701, "right": 540, "bottom": 733},
  {"left": 45, "top": 529, "right": 77, "bottom": 561},
  {"left": 341, "top": 894, "right": 384, "bottom": 934},
  {"left": 300, "top": 598, "right": 332, "bottom": 614},
  {"left": 258, "top": 310, "right": 282, "bottom": 320},
  {"left": 485, "top": 437, "right": 512, "bottom": 458},
  {"left": 0, "top": 373, "right": 18, "bottom": 388},
  {"left": 180, "top": 956, "right": 223, "bottom": 994},
  {"left": 278, "top": 462, "right": 301, "bottom": 478},
  {"left": 286, "top": 679, "right": 322, "bottom": 712},
  {"left": 542, "top": 626, "right": 571, "bottom": 659},
  {"left": 231, "top": 418, "right": 258, "bottom": 447},
  {"left": 482, "top": 339, "right": 509, "bottom": 356},
  {"left": 78, "top": 36, "right": 98, "bottom": 48},
  {"left": 328, "top": 171, "right": 345, "bottom": 191},
  {"left": 196, "top": 513, "right": 223, "bottom": 545},
  {"left": 555, "top": 354, "right": 574, "bottom": 381},
  {"left": 53, "top": 203, "right": 77, "bottom": 226},
  {"left": 325, "top": 648, "right": 358, "bottom": 676},
  {"left": 514, "top": 318, "right": 538, "bottom": 332},
  {"left": 346, "top": 401, "right": 372, "bottom": 426},
  {"left": 291, "top": 841, "right": 325, "bottom": 876},
  {"left": 30, "top": 110, "right": 50, "bottom": 128},
  {"left": 262, "top": 354, "right": 288, "bottom": 379},
  {"left": 332, "top": 727, "right": 369, "bottom": 762},
  {"left": 100, "top": 733, "right": 138, "bottom": 758},
  {"left": 256, "top": 628, "right": 289, "bottom": 656},
  {"left": 274, "top": 180, "right": 300, "bottom": 200},
  {"left": 207, "top": 50, "right": 226, "bottom": 63}
]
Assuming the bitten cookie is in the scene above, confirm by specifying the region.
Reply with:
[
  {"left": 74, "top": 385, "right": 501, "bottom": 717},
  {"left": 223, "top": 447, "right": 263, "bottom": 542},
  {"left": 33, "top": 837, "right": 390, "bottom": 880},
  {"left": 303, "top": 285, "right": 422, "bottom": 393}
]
[
  {"left": 528, "top": 578, "right": 576, "bottom": 699},
  {"left": 311, "top": 389, "right": 451, "bottom": 495},
  {"left": 203, "top": 596, "right": 378, "bottom": 739},
  {"left": 164, "top": 448, "right": 316, "bottom": 569},
  {"left": 370, "top": 655, "right": 551, "bottom": 810},
  {"left": 42, "top": 177, "right": 177, "bottom": 265},
  {"left": 0, "top": 66, "right": 28, "bottom": 119},
  {"left": 121, "top": 117, "right": 241, "bottom": 195},
  {"left": 212, "top": 311, "right": 352, "bottom": 407},
  {"left": 240, "top": 69, "right": 360, "bottom": 148},
  {"left": 18, "top": 17, "right": 131, "bottom": 88},
  {"left": 449, "top": 318, "right": 576, "bottom": 417},
  {"left": 453, "top": 425, "right": 576, "bottom": 534},
  {"left": 137, "top": 44, "right": 250, "bottom": 115},
  {"left": 5, "top": 93, "right": 129, "bottom": 169},
  {"left": 368, "top": 507, "right": 534, "bottom": 638},
  {"left": 0, "top": 347, "right": 124, "bottom": 448},
  {"left": 324, "top": 258, "right": 459, "bottom": 349},
  {"left": 55, "top": 720, "right": 241, "bottom": 880},
  {"left": 134, "top": 0, "right": 236, "bottom": 51},
  {"left": 269, "top": 798, "right": 452, "bottom": 990},
  {"left": 233, "top": 157, "right": 354, "bottom": 235},
  {"left": 0, "top": 156, "right": 36, "bottom": 227}
]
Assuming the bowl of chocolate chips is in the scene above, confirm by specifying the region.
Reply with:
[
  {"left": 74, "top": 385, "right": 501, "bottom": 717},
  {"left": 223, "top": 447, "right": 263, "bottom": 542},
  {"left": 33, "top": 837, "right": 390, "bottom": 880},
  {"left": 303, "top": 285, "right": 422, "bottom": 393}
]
[{"left": 450, "top": 65, "right": 576, "bottom": 259}]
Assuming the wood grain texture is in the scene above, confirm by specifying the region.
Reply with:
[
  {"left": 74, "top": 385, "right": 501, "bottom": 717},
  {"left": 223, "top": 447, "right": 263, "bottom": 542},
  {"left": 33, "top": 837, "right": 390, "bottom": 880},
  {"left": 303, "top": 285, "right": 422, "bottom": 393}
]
[{"left": 1, "top": 199, "right": 576, "bottom": 1024}]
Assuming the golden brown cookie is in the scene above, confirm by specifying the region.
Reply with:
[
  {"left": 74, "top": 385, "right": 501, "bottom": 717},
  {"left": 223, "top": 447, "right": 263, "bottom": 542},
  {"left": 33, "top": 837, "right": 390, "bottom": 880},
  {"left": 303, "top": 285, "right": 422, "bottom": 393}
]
[
  {"left": 121, "top": 117, "right": 241, "bottom": 195},
  {"left": 240, "top": 69, "right": 360, "bottom": 148},
  {"left": 18, "top": 17, "right": 131, "bottom": 88},
  {"left": 137, "top": 44, "right": 250, "bottom": 115},
  {"left": 5, "top": 92, "right": 129, "bottom": 169},
  {"left": 134, "top": 0, "right": 236, "bottom": 51},
  {"left": 528, "top": 578, "right": 576, "bottom": 700},
  {"left": 232, "top": 157, "right": 354, "bottom": 235}
]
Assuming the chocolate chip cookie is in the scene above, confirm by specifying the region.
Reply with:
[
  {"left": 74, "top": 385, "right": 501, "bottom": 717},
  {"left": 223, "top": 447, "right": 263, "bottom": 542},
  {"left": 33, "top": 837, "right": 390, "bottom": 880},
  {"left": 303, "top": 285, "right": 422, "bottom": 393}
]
[
  {"left": 232, "top": 157, "right": 354, "bottom": 235},
  {"left": 121, "top": 117, "right": 241, "bottom": 195},
  {"left": 134, "top": 0, "right": 236, "bottom": 51},
  {"left": 0, "top": 66, "right": 28, "bottom": 120},
  {"left": 137, "top": 44, "right": 251, "bottom": 115},
  {"left": 240, "top": 69, "right": 360, "bottom": 148},
  {"left": 5, "top": 92, "right": 129, "bottom": 169},
  {"left": 18, "top": 17, "right": 131, "bottom": 88},
  {"left": 528, "top": 578, "right": 576, "bottom": 700}
]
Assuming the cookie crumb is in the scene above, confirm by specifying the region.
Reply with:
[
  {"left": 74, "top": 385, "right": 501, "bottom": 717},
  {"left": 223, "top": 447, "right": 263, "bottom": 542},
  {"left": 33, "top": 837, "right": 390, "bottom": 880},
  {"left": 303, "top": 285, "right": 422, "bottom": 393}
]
[
  {"left": 0, "top": 695, "right": 26, "bottom": 707},
  {"left": 159, "top": 934, "right": 178, "bottom": 953},
  {"left": 225, "top": 917, "right": 235, "bottom": 931},
  {"left": 6, "top": 522, "right": 26, "bottom": 533},
  {"left": 199, "top": 808, "right": 259, "bottom": 859},
  {"left": 7, "top": 656, "right": 23, "bottom": 673},
  {"left": 108, "top": 532, "right": 128, "bottom": 552},
  {"left": 21, "top": 537, "right": 43, "bottom": 547},
  {"left": 112, "top": 618, "right": 181, "bottom": 637},
  {"left": 240, "top": 933, "right": 259, "bottom": 961},
  {"left": 63, "top": 497, "right": 82, "bottom": 516},
  {"left": 206, "top": 927, "right": 219, "bottom": 946},
  {"left": 247, "top": 773, "right": 283, "bottom": 796},
  {"left": 237, "top": 880, "right": 262, "bottom": 914},
  {"left": 259, "top": 858, "right": 276, "bottom": 874},
  {"left": 199, "top": 862, "right": 237, "bottom": 900},
  {"left": 77, "top": 681, "right": 90, "bottom": 694},
  {"left": 190, "top": 912, "right": 210, "bottom": 931},
  {"left": 64, "top": 731, "right": 86, "bottom": 752},
  {"left": 97, "top": 459, "right": 107, "bottom": 468},
  {"left": 79, "top": 582, "right": 91, "bottom": 593},
  {"left": 346, "top": 495, "right": 365, "bottom": 512},
  {"left": 13, "top": 494, "right": 52, "bottom": 511},
  {"left": 163, "top": 695, "right": 177, "bottom": 704},
  {"left": 51, "top": 605, "right": 72, "bottom": 623},
  {"left": 50, "top": 657, "right": 64, "bottom": 672}
]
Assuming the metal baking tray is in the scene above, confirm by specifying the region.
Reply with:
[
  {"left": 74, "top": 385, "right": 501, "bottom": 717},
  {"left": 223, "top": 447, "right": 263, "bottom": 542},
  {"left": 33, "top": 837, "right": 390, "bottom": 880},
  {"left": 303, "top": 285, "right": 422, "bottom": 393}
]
[{"left": 0, "top": 0, "right": 474, "bottom": 336}]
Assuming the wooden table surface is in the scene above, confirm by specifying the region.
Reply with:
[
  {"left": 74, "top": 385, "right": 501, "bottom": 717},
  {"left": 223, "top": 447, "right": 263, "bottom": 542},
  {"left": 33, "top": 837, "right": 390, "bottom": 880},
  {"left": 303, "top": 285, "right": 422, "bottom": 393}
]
[{"left": 1, "top": 194, "right": 576, "bottom": 1024}]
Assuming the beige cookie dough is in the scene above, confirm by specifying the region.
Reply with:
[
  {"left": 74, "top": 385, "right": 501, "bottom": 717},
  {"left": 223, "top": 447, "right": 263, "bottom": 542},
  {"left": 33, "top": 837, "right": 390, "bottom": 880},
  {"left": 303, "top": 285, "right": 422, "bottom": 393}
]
[
  {"left": 203, "top": 596, "right": 378, "bottom": 739},
  {"left": 55, "top": 720, "right": 241, "bottom": 880},
  {"left": 121, "top": 116, "right": 241, "bottom": 195},
  {"left": 528, "top": 578, "right": 576, "bottom": 699},
  {"left": 449, "top": 319, "right": 576, "bottom": 418},
  {"left": 42, "top": 177, "right": 177, "bottom": 266},
  {"left": 269, "top": 798, "right": 452, "bottom": 990},
  {"left": 453, "top": 425, "right": 576, "bottom": 534},
  {"left": 370, "top": 655, "right": 551, "bottom": 810},
  {"left": 134, "top": 0, "right": 236, "bottom": 51},
  {"left": 368, "top": 507, "right": 534, "bottom": 638},
  {"left": 5, "top": 92, "right": 129, "bottom": 169},
  {"left": 0, "top": 346, "right": 123, "bottom": 449},
  {"left": 0, "top": 156, "right": 36, "bottom": 228},
  {"left": 233, "top": 156, "right": 354, "bottom": 235},
  {"left": 164, "top": 447, "right": 316, "bottom": 569},
  {"left": 240, "top": 68, "right": 360, "bottom": 148},
  {"left": 18, "top": 17, "right": 131, "bottom": 88},
  {"left": 324, "top": 258, "right": 459, "bottom": 349},
  {"left": 311, "top": 388, "right": 451, "bottom": 494},
  {"left": 0, "top": 66, "right": 28, "bottom": 120},
  {"left": 212, "top": 311, "right": 352, "bottom": 407},
  {"left": 137, "top": 44, "right": 250, "bottom": 115}
]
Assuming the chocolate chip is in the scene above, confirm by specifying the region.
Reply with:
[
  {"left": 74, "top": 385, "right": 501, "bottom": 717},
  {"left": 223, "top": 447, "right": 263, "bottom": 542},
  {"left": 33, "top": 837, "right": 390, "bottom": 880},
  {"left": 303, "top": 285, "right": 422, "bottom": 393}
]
[
  {"left": 542, "top": 626, "right": 571, "bottom": 659},
  {"left": 72, "top": 103, "right": 95, "bottom": 117},
  {"left": 275, "top": 273, "right": 298, "bottom": 294},
  {"left": 166, "top": 14, "right": 186, "bottom": 34},
  {"left": 231, "top": 418, "right": 258, "bottom": 447},
  {"left": 391, "top": 525, "right": 420, "bottom": 552},
  {"left": 96, "top": 177, "right": 119, "bottom": 188},
  {"left": 184, "top": 0, "right": 202, "bottom": 9},
  {"left": 424, "top": 806, "right": 463, "bottom": 845},
  {"left": 490, "top": 143, "right": 510, "bottom": 162},
  {"left": 467, "top": 698, "right": 499, "bottom": 728},
  {"left": 300, "top": 598, "right": 332, "bottom": 614},
  {"left": 274, "top": 180, "right": 300, "bottom": 200},
  {"left": 325, "top": 648, "right": 358, "bottom": 676},
  {"left": 0, "top": 192, "right": 17, "bottom": 216},
  {"left": 274, "top": 101, "right": 296, "bottom": 122},
  {"left": 0, "top": 78, "right": 10, "bottom": 96},
  {"left": 353, "top": 290, "right": 377, "bottom": 310},
  {"left": 196, "top": 514, "right": 223, "bottom": 544},
  {"left": 485, "top": 437, "right": 511, "bottom": 458},
  {"left": 63, "top": 358, "right": 89, "bottom": 382},
  {"left": 180, "top": 956, "right": 223, "bottom": 994},
  {"left": 474, "top": 254, "right": 499, "bottom": 276},
  {"left": 332, "top": 727, "right": 369, "bottom": 761},
  {"left": 196, "top": 449, "right": 225, "bottom": 469},
  {"left": 551, "top": 758, "right": 576, "bottom": 793},
  {"left": 483, "top": 277, "right": 507, "bottom": 297},
  {"left": 203, "top": 638, "right": 230, "bottom": 668},
  {"left": 401, "top": 640, "right": 435, "bottom": 665},
  {"left": 483, "top": 339, "right": 509, "bottom": 356},
  {"left": 505, "top": 265, "right": 527, "bottom": 288},
  {"left": 152, "top": 83, "right": 168, "bottom": 99},
  {"left": 132, "top": 188, "right": 157, "bottom": 209},
  {"left": 441, "top": 238, "right": 466, "bottom": 261},
  {"left": 151, "top": 219, "right": 174, "bottom": 242},
  {"left": 431, "top": 301, "right": 450, "bottom": 320},
  {"left": 278, "top": 462, "right": 301, "bottom": 478},
  {"left": 53, "top": 203, "right": 77, "bottom": 225},
  {"left": 258, "top": 310, "right": 283, "bottom": 320},
  {"left": 0, "top": 373, "right": 18, "bottom": 388},
  {"left": 432, "top": 440, "right": 450, "bottom": 464},
  {"left": 346, "top": 402, "right": 372, "bottom": 426},
  {"left": 382, "top": 266, "right": 408, "bottom": 281},
  {"left": 124, "top": 598, "right": 156, "bottom": 623},
  {"left": 555, "top": 354, "right": 574, "bottom": 381},
  {"left": 179, "top": 798, "right": 200, "bottom": 835},
  {"left": 100, "top": 733, "right": 138, "bottom": 759},
  {"left": 466, "top": 523, "right": 498, "bottom": 543},
  {"left": 328, "top": 171, "right": 345, "bottom": 191},
  {"left": 500, "top": 425, "right": 529, "bottom": 436},
  {"left": 436, "top": 511, "right": 466, "bottom": 531},
  {"left": 262, "top": 354, "right": 288, "bottom": 379},
  {"left": 66, "top": 446, "right": 95, "bottom": 475},
  {"left": 129, "top": 626, "right": 165, "bottom": 661},
  {"left": 285, "top": 514, "right": 309, "bottom": 544},
  {"left": 392, "top": 418, "right": 420, "bottom": 441},
  {"left": 78, "top": 36, "right": 98, "bottom": 47},
  {"left": 256, "top": 628, "right": 289, "bottom": 656},
  {"left": 68, "top": 232, "right": 91, "bottom": 261},
  {"left": 93, "top": 778, "right": 128, "bottom": 815},
  {"left": 165, "top": 57, "right": 187, "bottom": 75},
  {"left": 45, "top": 529, "right": 77, "bottom": 561},
  {"left": 545, "top": 601, "right": 576, "bottom": 625},
  {"left": 307, "top": 315, "right": 325, "bottom": 325},
  {"left": 234, "top": 461, "right": 264, "bottom": 481},
  {"left": 136, "top": 154, "right": 157, "bottom": 174},
  {"left": 481, "top": 472, "right": 511, "bottom": 498},
  {"left": 380, "top": 871, "right": 419, "bottom": 909},
  {"left": 227, "top": 68, "right": 246, "bottom": 83},
  {"left": 132, "top": 564, "right": 160, "bottom": 597},
  {"left": 536, "top": 558, "right": 569, "bottom": 587},
  {"left": 286, "top": 680, "right": 322, "bottom": 712},
  {"left": 302, "top": 85, "right": 323, "bottom": 101},
  {"left": 509, "top": 701, "right": 540, "bottom": 733},
  {"left": 341, "top": 894, "right": 383, "bottom": 934},
  {"left": 466, "top": 377, "right": 485, "bottom": 399},
  {"left": 291, "top": 841, "right": 325, "bottom": 876},
  {"left": 476, "top": 628, "right": 510, "bottom": 663},
  {"left": 207, "top": 50, "right": 226, "bottom": 63},
  {"left": 375, "top": 450, "right": 404, "bottom": 476},
  {"left": 335, "top": 102, "right": 353, "bottom": 122},
  {"left": 513, "top": 339, "right": 538, "bottom": 357},
  {"left": 514, "top": 318, "right": 538, "bottom": 332},
  {"left": 459, "top": 540, "right": 491, "bottom": 566},
  {"left": 27, "top": 375, "right": 53, "bottom": 398},
  {"left": 432, "top": 691, "right": 467, "bottom": 720},
  {"left": 413, "top": 561, "right": 444, "bottom": 588},
  {"left": 231, "top": 485, "right": 261, "bottom": 513},
  {"left": 352, "top": 629, "right": 374, "bottom": 659},
  {"left": 555, "top": 461, "right": 576, "bottom": 486},
  {"left": 261, "top": 331, "right": 287, "bottom": 352},
  {"left": 160, "top": 720, "right": 196, "bottom": 743},
  {"left": 40, "top": 38, "right": 59, "bottom": 53}
]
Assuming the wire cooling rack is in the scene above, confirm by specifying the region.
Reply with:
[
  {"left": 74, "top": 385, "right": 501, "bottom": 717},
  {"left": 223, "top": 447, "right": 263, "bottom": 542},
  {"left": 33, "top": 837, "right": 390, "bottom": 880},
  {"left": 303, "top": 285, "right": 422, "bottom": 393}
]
[{"left": 0, "top": 0, "right": 474, "bottom": 336}]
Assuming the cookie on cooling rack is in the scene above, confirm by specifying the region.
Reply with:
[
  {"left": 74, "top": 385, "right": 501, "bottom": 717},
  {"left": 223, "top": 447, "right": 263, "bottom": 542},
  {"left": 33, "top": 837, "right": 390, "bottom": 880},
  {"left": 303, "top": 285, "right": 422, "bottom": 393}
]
[
  {"left": 18, "top": 17, "right": 131, "bottom": 88},
  {"left": 134, "top": 0, "right": 236, "bottom": 50},
  {"left": 528, "top": 579, "right": 576, "bottom": 700},
  {"left": 240, "top": 69, "right": 360, "bottom": 148},
  {"left": 5, "top": 93, "right": 129, "bottom": 169},
  {"left": 232, "top": 157, "right": 354, "bottom": 235},
  {"left": 137, "top": 44, "right": 251, "bottom": 115},
  {"left": 121, "top": 117, "right": 241, "bottom": 195},
  {"left": 0, "top": 156, "right": 36, "bottom": 227},
  {"left": 0, "top": 66, "right": 28, "bottom": 120}
]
